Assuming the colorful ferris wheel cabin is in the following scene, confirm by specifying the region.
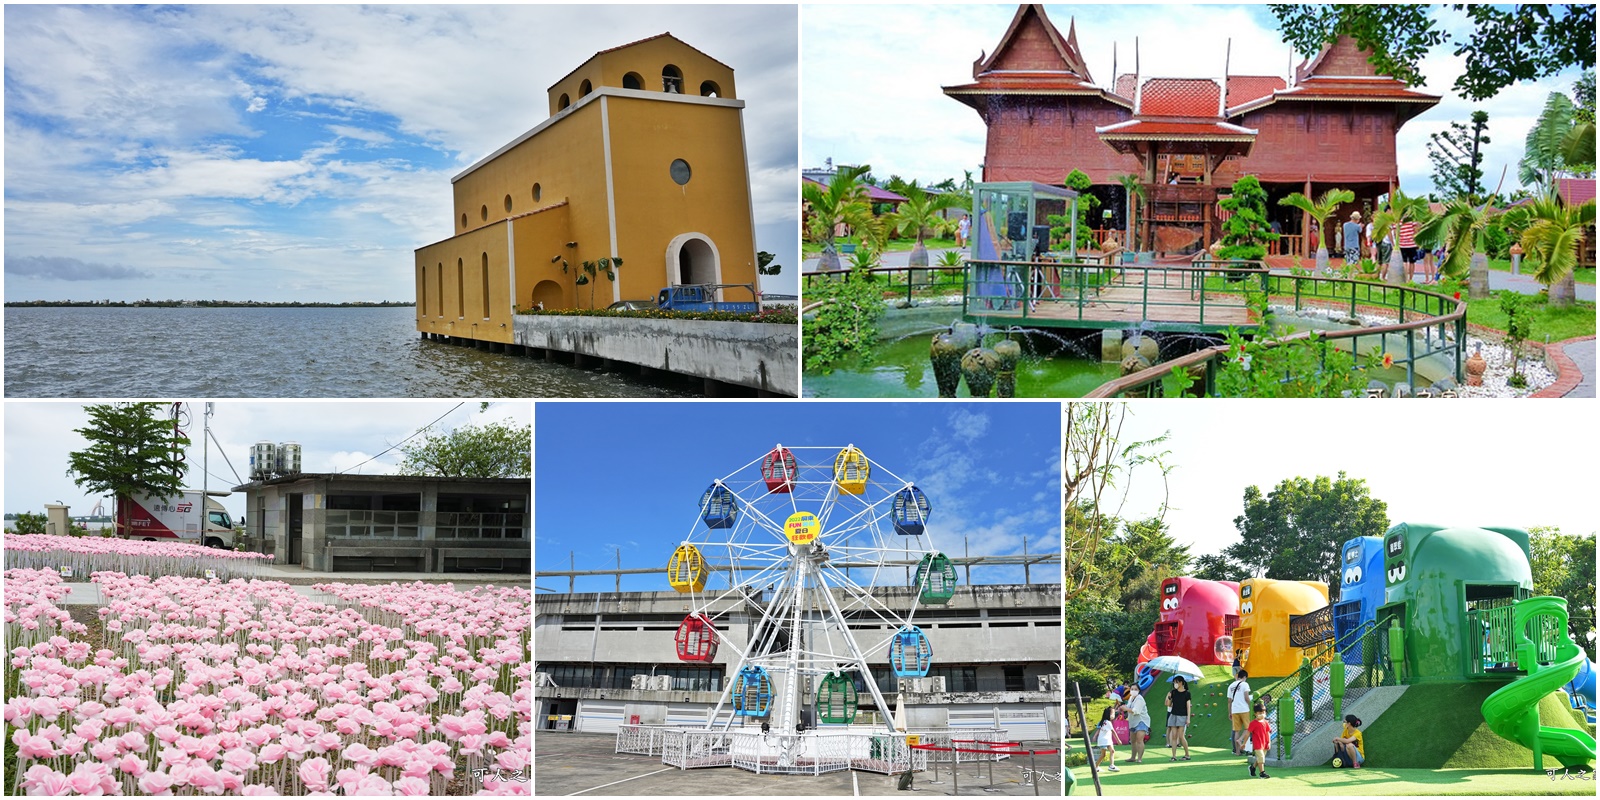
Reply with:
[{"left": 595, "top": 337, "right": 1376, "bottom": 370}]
[
  {"left": 1332, "top": 536, "right": 1386, "bottom": 663},
  {"left": 667, "top": 543, "right": 706, "bottom": 593},
  {"left": 699, "top": 483, "right": 739, "bottom": 529},
  {"left": 1234, "top": 577, "right": 1330, "bottom": 678},
  {"left": 1143, "top": 576, "right": 1240, "bottom": 668},
  {"left": 1377, "top": 523, "right": 1534, "bottom": 682},
  {"left": 890, "top": 625, "right": 934, "bottom": 677},
  {"left": 674, "top": 613, "right": 719, "bottom": 662},
  {"left": 816, "top": 672, "right": 859, "bottom": 724},
  {"left": 732, "top": 666, "right": 773, "bottom": 716},
  {"left": 761, "top": 446, "right": 797, "bottom": 493},
  {"left": 915, "top": 552, "right": 958, "bottom": 604},
  {"left": 833, "top": 446, "right": 869, "bottom": 495},
  {"left": 892, "top": 486, "right": 932, "bottom": 536}
]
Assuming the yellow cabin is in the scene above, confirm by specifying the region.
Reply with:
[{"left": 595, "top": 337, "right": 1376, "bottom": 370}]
[
  {"left": 415, "top": 33, "right": 762, "bottom": 344},
  {"left": 668, "top": 543, "right": 707, "bottom": 593},
  {"left": 833, "top": 446, "right": 870, "bottom": 495}
]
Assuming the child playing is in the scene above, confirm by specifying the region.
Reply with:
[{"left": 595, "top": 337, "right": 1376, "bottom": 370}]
[
  {"left": 1093, "top": 707, "right": 1120, "bottom": 772},
  {"left": 1332, "top": 714, "right": 1365, "bottom": 768},
  {"left": 1247, "top": 704, "right": 1272, "bottom": 779}
]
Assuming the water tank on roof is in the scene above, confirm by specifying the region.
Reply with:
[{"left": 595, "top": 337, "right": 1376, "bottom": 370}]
[
  {"left": 250, "top": 441, "right": 277, "bottom": 480},
  {"left": 277, "top": 442, "right": 302, "bottom": 476}
]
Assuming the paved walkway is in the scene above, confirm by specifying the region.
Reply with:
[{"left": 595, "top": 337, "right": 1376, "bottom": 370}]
[
  {"left": 1487, "top": 270, "right": 1597, "bottom": 302},
  {"left": 802, "top": 246, "right": 961, "bottom": 272}
]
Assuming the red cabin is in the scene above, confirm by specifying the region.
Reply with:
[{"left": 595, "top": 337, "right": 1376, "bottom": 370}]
[
  {"left": 1142, "top": 576, "right": 1240, "bottom": 667},
  {"left": 762, "top": 446, "right": 797, "bottom": 493},
  {"left": 675, "top": 614, "right": 719, "bottom": 662}
]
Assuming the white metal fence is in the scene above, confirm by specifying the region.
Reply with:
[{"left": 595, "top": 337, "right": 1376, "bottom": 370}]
[{"left": 615, "top": 724, "right": 1004, "bottom": 775}]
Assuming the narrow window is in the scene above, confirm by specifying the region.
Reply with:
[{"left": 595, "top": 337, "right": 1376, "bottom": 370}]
[
  {"left": 436, "top": 263, "right": 443, "bottom": 317},
  {"left": 557, "top": 93, "right": 570, "bottom": 110},
  {"left": 481, "top": 253, "right": 491, "bottom": 319},
  {"left": 533, "top": 183, "right": 542, "bottom": 202},
  {"left": 504, "top": 195, "right": 513, "bottom": 213},
  {"left": 456, "top": 258, "right": 465, "bottom": 318}
]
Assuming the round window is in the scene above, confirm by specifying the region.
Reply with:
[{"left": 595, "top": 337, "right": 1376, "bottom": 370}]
[{"left": 670, "top": 159, "right": 692, "bottom": 186}]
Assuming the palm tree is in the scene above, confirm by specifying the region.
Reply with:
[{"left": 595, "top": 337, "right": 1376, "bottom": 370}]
[
  {"left": 1418, "top": 199, "right": 1495, "bottom": 295},
  {"left": 1520, "top": 93, "right": 1579, "bottom": 191},
  {"left": 803, "top": 164, "right": 875, "bottom": 272},
  {"left": 1370, "top": 189, "right": 1431, "bottom": 284},
  {"left": 889, "top": 181, "right": 964, "bottom": 268},
  {"left": 1278, "top": 188, "right": 1355, "bottom": 273},
  {"left": 1504, "top": 193, "right": 1596, "bottom": 307},
  {"left": 1114, "top": 173, "right": 1146, "bottom": 251}
]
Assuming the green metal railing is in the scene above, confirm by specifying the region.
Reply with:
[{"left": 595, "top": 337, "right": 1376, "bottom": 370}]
[
  {"left": 1085, "top": 275, "right": 1469, "bottom": 397},
  {"left": 961, "top": 258, "right": 1267, "bottom": 330},
  {"left": 1268, "top": 616, "right": 1396, "bottom": 761},
  {"left": 801, "top": 264, "right": 967, "bottom": 311},
  {"left": 1467, "top": 600, "right": 1565, "bottom": 676}
]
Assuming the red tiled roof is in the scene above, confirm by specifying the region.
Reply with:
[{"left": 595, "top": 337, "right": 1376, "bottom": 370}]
[
  {"left": 944, "top": 76, "right": 1102, "bottom": 94},
  {"left": 1276, "top": 79, "right": 1438, "bottom": 102},
  {"left": 801, "top": 178, "right": 906, "bottom": 203},
  {"left": 1225, "top": 75, "right": 1285, "bottom": 109},
  {"left": 1139, "top": 78, "right": 1221, "bottom": 118},
  {"left": 1559, "top": 177, "right": 1597, "bottom": 207}
]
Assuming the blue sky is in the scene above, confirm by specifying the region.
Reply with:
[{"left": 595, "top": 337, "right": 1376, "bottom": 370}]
[
  {"left": 535, "top": 402, "right": 1061, "bottom": 593},
  {"left": 4, "top": 5, "right": 799, "bottom": 302},
  {"left": 803, "top": 4, "right": 1586, "bottom": 196}
]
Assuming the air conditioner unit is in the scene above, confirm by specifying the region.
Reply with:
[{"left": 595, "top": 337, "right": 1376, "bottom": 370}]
[
  {"left": 1038, "top": 674, "right": 1062, "bottom": 692},
  {"left": 630, "top": 674, "right": 649, "bottom": 690},
  {"left": 928, "top": 676, "right": 947, "bottom": 692},
  {"left": 649, "top": 675, "right": 672, "bottom": 691}
]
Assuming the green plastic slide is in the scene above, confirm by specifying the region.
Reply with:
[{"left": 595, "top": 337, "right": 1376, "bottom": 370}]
[{"left": 1480, "top": 596, "right": 1597, "bottom": 771}]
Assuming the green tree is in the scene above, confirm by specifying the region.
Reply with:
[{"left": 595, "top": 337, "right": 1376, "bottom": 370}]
[
  {"left": 66, "top": 402, "right": 188, "bottom": 537},
  {"left": 1065, "top": 403, "right": 1172, "bottom": 603},
  {"left": 1417, "top": 199, "right": 1494, "bottom": 286},
  {"left": 575, "top": 256, "right": 621, "bottom": 309},
  {"left": 1048, "top": 169, "right": 1099, "bottom": 251},
  {"left": 1370, "top": 188, "right": 1433, "bottom": 283},
  {"left": 1102, "top": 516, "right": 1192, "bottom": 613},
  {"left": 1278, "top": 187, "right": 1355, "bottom": 273},
  {"left": 801, "top": 260, "right": 886, "bottom": 371},
  {"left": 1115, "top": 173, "right": 1147, "bottom": 250},
  {"left": 1223, "top": 472, "right": 1389, "bottom": 598},
  {"left": 757, "top": 251, "right": 782, "bottom": 276},
  {"left": 803, "top": 164, "right": 876, "bottom": 272},
  {"left": 1270, "top": 4, "right": 1595, "bottom": 101},
  {"left": 1194, "top": 552, "right": 1249, "bottom": 584},
  {"left": 888, "top": 181, "right": 963, "bottom": 268},
  {"left": 1521, "top": 93, "right": 1582, "bottom": 190},
  {"left": 1529, "top": 527, "right": 1597, "bottom": 646},
  {"left": 1502, "top": 193, "right": 1596, "bottom": 307},
  {"left": 1429, "top": 111, "right": 1491, "bottom": 201},
  {"left": 11, "top": 511, "right": 46, "bottom": 534},
  {"left": 397, "top": 420, "right": 531, "bottom": 478},
  {"left": 1217, "top": 175, "right": 1277, "bottom": 261}
]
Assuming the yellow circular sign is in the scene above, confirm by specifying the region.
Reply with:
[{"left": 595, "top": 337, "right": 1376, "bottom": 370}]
[{"left": 785, "top": 511, "right": 820, "bottom": 545}]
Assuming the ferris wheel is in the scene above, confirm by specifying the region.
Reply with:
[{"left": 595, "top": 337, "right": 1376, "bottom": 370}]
[{"left": 665, "top": 445, "right": 959, "bottom": 734}]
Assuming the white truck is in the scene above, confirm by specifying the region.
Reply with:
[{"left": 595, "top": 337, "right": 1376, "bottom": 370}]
[{"left": 123, "top": 490, "right": 236, "bottom": 548}]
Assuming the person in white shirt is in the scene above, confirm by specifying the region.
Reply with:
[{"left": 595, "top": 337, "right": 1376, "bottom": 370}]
[
  {"left": 1227, "top": 669, "right": 1253, "bottom": 756},
  {"left": 1093, "top": 706, "right": 1119, "bottom": 772},
  {"left": 1124, "top": 685, "right": 1151, "bottom": 763}
]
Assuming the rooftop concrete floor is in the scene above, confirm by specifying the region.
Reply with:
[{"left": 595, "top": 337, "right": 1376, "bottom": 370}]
[{"left": 533, "top": 732, "right": 1064, "bottom": 797}]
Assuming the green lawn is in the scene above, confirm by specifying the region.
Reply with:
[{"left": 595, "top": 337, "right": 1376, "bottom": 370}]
[
  {"left": 802, "top": 236, "right": 960, "bottom": 256},
  {"left": 1075, "top": 744, "right": 1596, "bottom": 796}
]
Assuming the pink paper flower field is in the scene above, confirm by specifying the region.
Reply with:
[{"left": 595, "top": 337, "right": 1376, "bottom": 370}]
[
  {"left": 5, "top": 568, "right": 531, "bottom": 796},
  {"left": 5, "top": 534, "right": 272, "bottom": 581}
]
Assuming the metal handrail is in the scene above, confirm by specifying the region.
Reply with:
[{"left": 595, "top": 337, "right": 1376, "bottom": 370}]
[
  {"left": 962, "top": 258, "right": 1268, "bottom": 327},
  {"left": 1084, "top": 275, "right": 1468, "bottom": 397}
]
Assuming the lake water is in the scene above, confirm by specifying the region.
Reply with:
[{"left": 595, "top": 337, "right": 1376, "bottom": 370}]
[{"left": 4, "top": 307, "right": 696, "bottom": 398}]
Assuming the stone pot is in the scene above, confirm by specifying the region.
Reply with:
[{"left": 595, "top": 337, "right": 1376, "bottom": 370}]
[{"left": 1465, "top": 348, "right": 1487, "bottom": 387}]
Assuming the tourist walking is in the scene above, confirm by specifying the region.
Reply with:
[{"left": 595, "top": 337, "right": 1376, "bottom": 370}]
[
  {"left": 1093, "top": 706, "right": 1120, "bottom": 772},
  {"left": 1248, "top": 704, "right": 1273, "bottom": 778},
  {"left": 1227, "top": 669, "right": 1253, "bottom": 755},
  {"left": 957, "top": 214, "right": 971, "bottom": 248},
  {"left": 1342, "top": 212, "right": 1363, "bottom": 266},
  {"left": 1395, "top": 218, "right": 1421, "bottom": 282},
  {"left": 1125, "top": 685, "right": 1152, "bottom": 763},
  {"left": 1165, "top": 676, "right": 1193, "bottom": 761}
]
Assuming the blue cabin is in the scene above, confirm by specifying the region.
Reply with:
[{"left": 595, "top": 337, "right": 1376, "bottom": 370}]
[
  {"left": 889, "top": 625, "right": 933, "bottom": 678},
  {"left": 732, "top": 666, "right": 772, "bottom": 716},
  {"left": 699, "top": 483, "right": 739, "bottom": 529},
  {"left": 892, "top": 486, "right": 932, "bottom": 536},
  {"left": 1332, "top": 535, "right": 1386, "bottom": 663}
]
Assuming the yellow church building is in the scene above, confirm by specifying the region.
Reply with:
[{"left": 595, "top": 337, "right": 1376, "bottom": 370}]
[{"left": 415, "top": 33, "right": 761, "bottom": 345}]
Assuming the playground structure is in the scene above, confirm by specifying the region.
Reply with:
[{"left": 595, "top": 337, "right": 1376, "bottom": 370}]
[
  {"left": 1134, "top": 577, "right": 1239, "bottom": 690},
  {"left": 1233, "top": 578, "right": 1330, "bottom": 679},
  {"left": 624, "top": 444, "right": 1010, "bottom": 776},
  {"left": 1121, "top": 523, "right": 1596, "bottom": 773}
]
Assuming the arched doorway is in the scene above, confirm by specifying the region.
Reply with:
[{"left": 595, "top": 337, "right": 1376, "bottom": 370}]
[
  {"left": 665, "top": 233, "right": 720, "bottom": 286},
  {"left": 530, "top": 279, "right": 564, "bottom": 310}
]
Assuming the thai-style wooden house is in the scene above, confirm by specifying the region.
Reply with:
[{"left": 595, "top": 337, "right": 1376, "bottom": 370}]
[{"left": 943, "top": 4, "right": 1440, "bottom": 258}]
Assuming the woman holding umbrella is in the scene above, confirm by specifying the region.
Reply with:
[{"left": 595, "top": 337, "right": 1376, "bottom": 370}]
[{"left": 1165, "top": 675, "right": 1194, "bottom": 761}]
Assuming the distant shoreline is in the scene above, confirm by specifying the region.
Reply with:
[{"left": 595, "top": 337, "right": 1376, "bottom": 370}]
[{"left": 6, "top": 301, "right": 415, "bottom": 308}]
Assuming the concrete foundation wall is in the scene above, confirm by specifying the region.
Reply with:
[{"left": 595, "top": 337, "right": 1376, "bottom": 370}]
[{"left": 513, "top": 315, "right": 797, "bottom": 395}]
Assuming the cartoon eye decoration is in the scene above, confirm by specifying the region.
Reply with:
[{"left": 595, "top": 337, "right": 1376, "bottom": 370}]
[
  {"left": 1386, "top": 561, "right": 1407, "bottom": 584},
  {"left": 1352, "top": 566, "right": 1362, "bottom": 584},
  {"left": 1240, "top": 600, "right": 1254, "bottom": 615}
]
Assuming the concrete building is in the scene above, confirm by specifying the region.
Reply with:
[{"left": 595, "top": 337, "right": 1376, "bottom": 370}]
[
  {"left": 535, "top": 582, "right": 1063, "bottom": 740},
  {"left": 232, "top": 473, "right": 529, "bottom": 573},
  {"left": 415, "top": 33, "right": 762, "bottom": 345}
]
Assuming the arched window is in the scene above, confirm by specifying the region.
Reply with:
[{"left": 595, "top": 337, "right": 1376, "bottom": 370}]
[
  {"left": 532, "top": 183, "right": 542, "bottom": 203},
  {"left": 557, "top": 93, "right": 571, "bottom": 110},
  {"left": 623, "top": 72, "right": 643, "bottom": 90},
  {"left": 662, "top": 65, "right": 683, "bottom": 94},
  {"left": 579, "top": 79, "right": 592, "bottom": 97},
  {"left": 699, "top": 80, "right": 721, "bottom": 98}
]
